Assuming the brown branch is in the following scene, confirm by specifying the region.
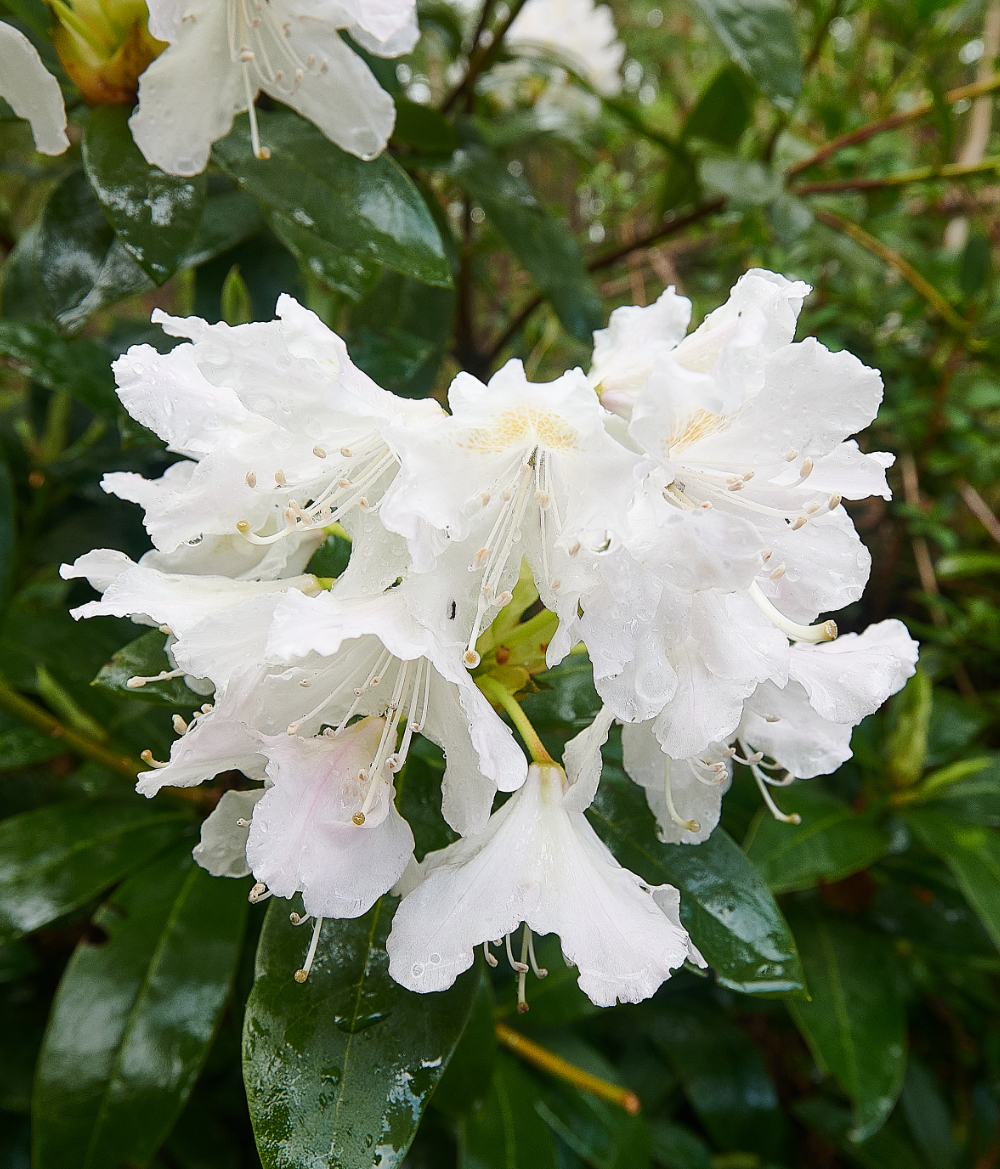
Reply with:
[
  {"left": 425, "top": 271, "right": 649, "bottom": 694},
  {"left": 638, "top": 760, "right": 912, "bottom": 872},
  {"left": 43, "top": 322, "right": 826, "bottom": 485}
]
[
  {"left": 441, "top": 0, "right": 530, "bottom": 114},
  {"left": 787, "top": 72, "right": 1000, "bottom": 177},
  {"left": 957, "top": 480, "right": 1000, "bottom": 546},
  {"left": 484, "top": 197, "right": 725, "bottom": 367}
]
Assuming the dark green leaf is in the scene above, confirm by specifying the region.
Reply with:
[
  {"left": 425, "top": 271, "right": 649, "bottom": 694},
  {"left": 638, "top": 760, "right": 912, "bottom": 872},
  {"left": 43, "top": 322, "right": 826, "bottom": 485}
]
[
  {"left": 213, "top": 111, "right": 452, "bottom": 288},
  {"left": 33, "top": 847, "right": 249, "bottom": 1169},
  {"left": 588, "top": 772, "right": 806, "bottom": 996},
  {"left": 0, "top": 320, "right": 118, "bottom": 418},
  {"left": 907, "top": 807, "right": 1000, "bottom": 950},
  {"left": 0, "top": 798, "right": 190, "bottom": 942},
  {"left": 458, "top": 1053, "right": 559, "bottom": 1169},
  {"left": 651, "top": 990, "right": 788, "bottom": 1159},
  {"left": 181, "top": 188, "right": 266, "bottom": 269},
  {"left": 794, "top": 1098, "right": 926, "bottom": 1169},
  {"left": 305, "top": 530, "right": 354, "bottom": 581},
  {"left": 82, "top": 106, "right": 207, "bottom": 284},
  {"left": 244, "top": 894, "right": 477, "bottom": 1169},
  {"left": 270, "top": 210, "right": 381, "bottom": 302},
  {"left": 92, "top": 629, "right": 205, "bottom": 708},
  {"left": 743, "top": 782, "right": 888, "bottom": 894},
  {"left": 0, "top": 725, "right": 68, "bottom": 770},
  {"left": 960, "top": 231, "right": 992, "bottom": 298},
  {"left": 432, "top": 972, "right": 498, "bottom": 1118},
  {"left": 36, "top": 169, "right": 154, "bottom": 334},
  {"left": 535, "top": 1035, "right": 650, "bottom": 1169},
  {"left": 447, "top": 132, "right": 602, "bottom": 342},
  {"left": 521, "top": 654, "right": 602, "bottom": 751},
  {"left": 392, "top": 100, "right": 459, "bottom": 156},
  {"left": 0, "top": 452, "right": 12, "bottom": 617},
  {"left": 689, "top": 0, "right": 802, "bottom": 110},
  {"left": 899, "top": 1059, "right": 957, "bottom": 1169},
  {"left": 648, "top": 1120, "right": 713, "bottom": 1169},
  {"left": 683, "top": 65, "right": 754, "bottom": 148},
  {"left": 786, "top": 905, "right": 906, "bottom": 1142},
  {"left": 920, "top": 758, "right": 1000, "bottom": 826},
  {"left": 347, "top": 268, "right": 455, "bottom": 396}
]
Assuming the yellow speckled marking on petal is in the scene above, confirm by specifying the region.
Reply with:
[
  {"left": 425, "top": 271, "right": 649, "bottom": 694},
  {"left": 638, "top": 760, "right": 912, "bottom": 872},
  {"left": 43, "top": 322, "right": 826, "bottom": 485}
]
[
  {"left": 459, "top": 406, "right": 580, "bottom": 454},
  {"left": 667, "top": 408, "right": 725, "bottom": 455}
]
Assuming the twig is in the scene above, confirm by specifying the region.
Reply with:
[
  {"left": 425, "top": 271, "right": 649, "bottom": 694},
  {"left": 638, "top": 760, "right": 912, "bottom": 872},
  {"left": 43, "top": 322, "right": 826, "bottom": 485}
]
[
  {"left": 787, "top": 72, "right": 1000, "bottom": 177},
  {"left": 477, "top": 675, "right": 553, "bottom": 764},
  {"left": 0, "top": 671, "right": 141, "bottom": 781},
  {"left": 957, "top": 480, "right": 1000, "bottom": 546},
  {"left": 813, "top": 210, "right": 973, "bottom": 336},
  {"left": 792, "top": 155, "right": 1000, "bottom": 194},
  {"left": 441, "top": 0, "right": 530, "bottom": 114},
  {"left": 495, "top": 1022, "right": 641, "bottom": 1114}
]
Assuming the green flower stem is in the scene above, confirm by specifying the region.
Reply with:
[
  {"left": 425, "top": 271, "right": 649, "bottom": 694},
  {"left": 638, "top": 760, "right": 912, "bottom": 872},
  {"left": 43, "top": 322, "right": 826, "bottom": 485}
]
[
  {"left": 496, "top": 1022, "right": 641, "bottom": 1114},
  {"left": 476, "top": 675, "right": 554, "bottom": 765}
]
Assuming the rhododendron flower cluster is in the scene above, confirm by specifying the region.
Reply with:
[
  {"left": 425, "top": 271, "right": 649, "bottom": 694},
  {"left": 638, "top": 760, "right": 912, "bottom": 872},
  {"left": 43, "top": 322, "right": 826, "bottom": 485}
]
[{"left": 64, "top": 270, "right": 917, "bottom": 1008}]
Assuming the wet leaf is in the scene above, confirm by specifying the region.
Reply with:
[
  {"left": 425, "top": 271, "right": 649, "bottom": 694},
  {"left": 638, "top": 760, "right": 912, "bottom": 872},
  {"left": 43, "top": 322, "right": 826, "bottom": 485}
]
[
  {"left": 588, "top": 771, "right": 805, "bottom": 996},
  {"left": 244, "top": 894, "right": 477, "bottom": 1169},
  {"left": 92, "top": 629, "right": 205, "bottom": 709},
  {"left": 743, "top": 782, "right": 888, "bottom": 893},
  {"left": 33, "top": 846, "right": 249, "bottom": 1169},
  {"left": 690, "top": 0, "right": 802, "bottom": 110},
  {"left": 458, "top": 1054, "right": 559, "bottom": 1169},
  {"left": 0, "top": 798, "right": 190, "bottom": 943},
  {"left": 786, "top": 904, "right": 906, "bottom": 1142},
  {"left": 83, "top": 106, "right": 207, "bottom": 284},
  {"left": 213, "top": 111, "right": 452, "bottom": 288},
  {"left": 0, "top": 320, "right": 119, "bottom": 418}
]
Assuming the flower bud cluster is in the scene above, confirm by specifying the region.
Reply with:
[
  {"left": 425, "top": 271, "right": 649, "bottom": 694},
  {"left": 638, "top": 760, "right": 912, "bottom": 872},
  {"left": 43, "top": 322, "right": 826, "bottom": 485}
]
[{"left": 64, "top": 271, "right": 917, "bottom": 1007}]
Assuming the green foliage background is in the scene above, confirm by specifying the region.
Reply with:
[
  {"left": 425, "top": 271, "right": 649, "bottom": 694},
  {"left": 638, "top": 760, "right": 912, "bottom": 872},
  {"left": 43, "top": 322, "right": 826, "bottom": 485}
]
[{"left": 3, "top": 0, "right": 1000, "bottom": 1167}]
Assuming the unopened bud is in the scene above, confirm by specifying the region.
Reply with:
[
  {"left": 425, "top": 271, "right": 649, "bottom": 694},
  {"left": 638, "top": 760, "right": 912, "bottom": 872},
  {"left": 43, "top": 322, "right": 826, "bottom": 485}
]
[{"left": 51, "top": 0, "right": 166, "bottom": 106}]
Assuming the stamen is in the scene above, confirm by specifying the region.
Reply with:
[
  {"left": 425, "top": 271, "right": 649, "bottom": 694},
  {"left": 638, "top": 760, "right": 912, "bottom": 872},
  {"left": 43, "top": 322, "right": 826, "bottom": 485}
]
[
  {"left": 289, "top": 911, "right": 312, "bottom": 926},
  {"left": 526, "top": 929, "right": 548, "bottom": 979},
  {"left": 769, "top": 563, "right": 787, "bottom": 580},
  {"left": 294, "top": 915, "right": 324, "bottom": 982},
  {"left": 751, "top": 765, "right": 801, "bottom": 824},
  {"left": 140, "top": 749, "right": 169, "bottom": 768},
  {"left": 246, "top": 471, "right": 256, "bottom": 487},
  {"left": 248, "top": 881, "right": 271, "bottom": 903},
  {"left": 505, "top": 932, "right": 529, "bottom": 974},
  {"left": 274, "top": 469, "right": 286, "bottom": 485},
  {"left": 484, "top": 940, "right": 498, "bottom": 967},
  {"left": 798, "top": 456, "right": 814, "bottom": 481},
  {"left": 313, "top": 446, "right": 326, "bottom": 458},
  {"left": 517, "top": 926, "right": 531, "bottom": 1013},
  {"left": 829, "top": 493, "right": 842, "bottom": 510},
  {"left": 664, "top": 759, "right": 701, "bottom": 832},
  {"left": 127, "top": 668, "right": 185, "bottom": 689},
  {"left": 749, "top": 581, "right": 837, "bottom": 643},
  {"left": 172, "top": 714, "right": 188, "bottom": 735}
]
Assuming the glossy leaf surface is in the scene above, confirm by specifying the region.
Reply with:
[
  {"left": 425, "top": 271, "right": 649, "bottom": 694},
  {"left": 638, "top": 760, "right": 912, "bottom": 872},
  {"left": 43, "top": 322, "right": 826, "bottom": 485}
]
[
  {"left": 907, "top": 808, "right": 1000, "bottom": 949},
  {"left": 743, "top": 782, "right": 889, "bottom": 893},
  {"left": 83, "top": 106, "right": 207, "bottom": 284},
  {"left": 786, "top": 905, "right": 907, "bottom": 1142},
  {"left": 447, "top": 134, "right": 602, "bottom": 342},
  {"left": 652, "top": 990, "right": 788, "bottom": 1159},
  {"left": 33, "top": 846, "right": 249, "bottom": 1169},
  {"left": 690, "top": 0, "right": 802, "bottom": 109},
  {"left": 213, "top": 111, "right": 452, "bottom": 288},
  {"left": 0, "top": 798, "right": 190, "bottom": 942},
  {"left": 93, "top": 629, "right": 206, "bottom": 708},
  {"left": 588, "top": 772, "right": 805, "bottom": 996},
  {"left": 0, "top": 319, "right": 119, "bottom": 418},
  {"left": 244, "top": 895, "right": 477, "bottom": 1169},
  {"left": 35, "top": 169, "right": 153, "bottom": 333},
  {"left": 458, "top": 1054, "right": 559, "bottom": 1169}
]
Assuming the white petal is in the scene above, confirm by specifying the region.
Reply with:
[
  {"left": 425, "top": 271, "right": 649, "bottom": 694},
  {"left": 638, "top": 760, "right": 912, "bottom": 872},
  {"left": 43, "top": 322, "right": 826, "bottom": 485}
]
[
  {"left": 562, "top": 704, "right": 616, "bottom": 812},
  {"left": 806, "top": 441, "right": 893, "bottom": 501},
  {"left": 387, "top": 763, "right": 692, "bottom": 1005},
  {"left": 651, "top": 641, "right": 752, "bottom": 759},
  {"left": 0, "top": 22, "right": 68, "bottom": 155},
  {"left": 273, "top": 25, "right": 395, "bottom": 160},
  {"left": 739, "top": 680, "right": 853, "bottom": 779},
  {"left": 136, "top": 712, "right": 266, "bottom": 796},
  {"left": 130, "top": 2, "right": 244, "bottom": 176},
  {"left": 192, "top": 788, "right": 264, "bottom": 877},
  {"left": 789, "top": 618, "right": 918, "bottom": 724},
  {"left": 247, "top": 722, "right": 413, "bottom": 917},
  {"left": 60, "top": 549, "right": 136, "bottom": 594},
  {"left": 621, "top": 721, "right": 730, "bottom": 845}
]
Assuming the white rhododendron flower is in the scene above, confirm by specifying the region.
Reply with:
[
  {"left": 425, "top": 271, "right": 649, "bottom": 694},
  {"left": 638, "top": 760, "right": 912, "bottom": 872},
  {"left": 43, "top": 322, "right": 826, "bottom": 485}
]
[
  {"left": 507, "top": 0, "right": 625, "bottom": 96},
  {"left": 0, "top": 21, "right": 69, "bottom": 156},
  {"left": 63, "top": 273, "right": 917, "bottom": 1004},
  {"left": 131, "top": 0, "right": 419, "bottom": 175}
]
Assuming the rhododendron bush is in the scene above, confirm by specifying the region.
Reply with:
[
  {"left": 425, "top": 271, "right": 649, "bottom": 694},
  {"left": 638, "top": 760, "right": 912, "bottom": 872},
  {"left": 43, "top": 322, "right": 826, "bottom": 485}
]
[{"left": 2, "top": 1, "right": 1000, "bottom": 1167}]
